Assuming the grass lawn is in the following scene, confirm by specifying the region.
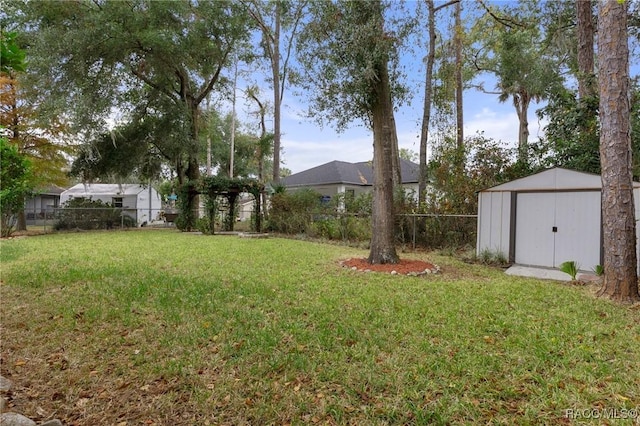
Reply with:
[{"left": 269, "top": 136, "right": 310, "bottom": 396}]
[{"left": 1, "top": 230, "right": 639, "bottom": 425}]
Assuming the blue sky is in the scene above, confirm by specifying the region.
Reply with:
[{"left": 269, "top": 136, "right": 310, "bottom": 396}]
[
  {"left": 222, "top": 0, "right": 639, "bottom": 176},
  {"left": 274, "top": 86, "right": 543, "bottom": 174},
  {"left": 226, "top": 1, "right": 550, "bottom": 175},
  {"left": 230, "top": 66, "right": 546, "bottom": 175}
]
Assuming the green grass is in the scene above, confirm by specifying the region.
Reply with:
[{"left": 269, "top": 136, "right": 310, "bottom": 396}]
[{"left": 1, "top": 229, "right": 639, "bottom": 425}]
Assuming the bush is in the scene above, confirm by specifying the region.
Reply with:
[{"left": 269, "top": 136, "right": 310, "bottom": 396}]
[
  {"left": 54, "top": 198, "right": 136, "bottom": 230},
  {"left": 1, "top": 138, "right": 33, "bottom": 237},
  {"left": 266, "top": 189, "right": 323, "bottom": 234}
]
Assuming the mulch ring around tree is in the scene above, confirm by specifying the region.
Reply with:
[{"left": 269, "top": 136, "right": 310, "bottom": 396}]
[{"left": 341, "top": 258, "right": 440, "bottom": 277}]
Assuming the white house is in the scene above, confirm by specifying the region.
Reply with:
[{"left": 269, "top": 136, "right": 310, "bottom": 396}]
[
  {"left": 60, "top": 183, "right": 163, "bottom": 226},
  {"left": 476, "top": 167, "right": 640, "bottom": 272}
]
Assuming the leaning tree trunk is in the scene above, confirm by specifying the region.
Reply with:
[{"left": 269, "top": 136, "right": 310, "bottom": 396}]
[
  {"left": 368, "top": 59, "right": 399, "bottom": 265},
  {"left": 597, "top": 0, "right": 639, "bottom": 302}
]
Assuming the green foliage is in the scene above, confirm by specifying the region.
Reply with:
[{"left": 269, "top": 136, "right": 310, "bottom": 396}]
[
  {"left": 267, "top": 189, "right": 373, "bottom": 242},
  {"left": 266, "top": 188, "right": 323, "bottom": 234},
  {"left": 559, "top": 260, "right": 580, "bottom": 281},
  {"left": 535, "top": 79, "right": 640, "bottom": 179},
  {"left": 197, "top": 194, "right": 219, "bottom": 235},
  {"left": 427, "top": 134, "right": 520, "bottom": 216},
  {"left": 0, "top": 137, "right": 33, "bottom": 237},
  {"left": 198, "top": 176, "right": 263, "bottom": 199},
  {"left": 534, "top": 88, "right": 601, "bottom": 174},
  {"left": 593, "top": 264, "right": 604, "bottom": 276},
  {"left": 478, "top": 248, "right": 508, "bottom": 266},
  {"left": 54, "top": 197, "right": 136, "bottom": 230},
  {"left": 297, "top": 0, "right": 411, "bottom": 130},
  {"left": 70, "top": 120, "right": 166, "bottom": 183},
  {"left": 309, "top": 215, "right": 371, "bottom": 242},
  {"left": 0, "top": 31, "right": 26, "bottom": 73}
]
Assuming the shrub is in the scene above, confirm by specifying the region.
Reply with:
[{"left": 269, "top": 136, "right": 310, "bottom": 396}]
[
  {"left": 0, "top": 138, "right": 33, "bottom": 237},
  {"left": 559, "top": 260, "right": 580, "bottom": 281},
  {"left": 266, "top": 189, "right": 323, "bottom": 234},
  {"left": 54, "top": 198, "right": 136, "bottom": 230}
]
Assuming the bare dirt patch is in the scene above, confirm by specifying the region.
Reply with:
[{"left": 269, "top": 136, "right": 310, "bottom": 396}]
[{"left": 341, "top": 257, "right": 439, "bottom": 276}]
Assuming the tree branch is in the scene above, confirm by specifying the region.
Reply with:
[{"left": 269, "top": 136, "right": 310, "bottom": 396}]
[
  {"left": 434, "top": 0, "right": 459, "bottom": 13},
  {"left": 477, "top": 0, "right": 526, "bottom": 29}
]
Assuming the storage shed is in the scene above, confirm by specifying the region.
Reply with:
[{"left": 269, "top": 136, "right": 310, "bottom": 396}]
[
  {"left": 60, "top": 183, "right": 162, "bottom": 226},
  {"left": 477, "top": 167, "right": 640, "bottom": 271}
]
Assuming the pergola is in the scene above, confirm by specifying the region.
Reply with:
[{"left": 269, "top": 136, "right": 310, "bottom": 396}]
[{"left": 179, "top": 176, "right": 264, "bottom": 234}]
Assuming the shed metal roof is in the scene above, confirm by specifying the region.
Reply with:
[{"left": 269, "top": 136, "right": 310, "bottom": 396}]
[{"left": 481, "top": 167, "right": 640, "bottom": 192}]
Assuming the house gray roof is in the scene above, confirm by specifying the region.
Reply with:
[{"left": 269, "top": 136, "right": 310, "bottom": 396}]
[
  {"left": 282, "top": 159, "right": 419, "bottom": 188},
  {"left": 36, "top": 184, "right": 66, "bottom": 196}
]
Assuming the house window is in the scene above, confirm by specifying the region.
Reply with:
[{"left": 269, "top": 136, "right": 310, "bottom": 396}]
[{"left": 112, "top": 197, "right": 123, "bottom": 208}]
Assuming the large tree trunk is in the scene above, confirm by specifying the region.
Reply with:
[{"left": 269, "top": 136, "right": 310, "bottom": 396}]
[
  {"left": 368, "top": 58, "right": 399, "bottom": 265},
  {"left": 576, "top": 0, "right": 595, "bottom": 99},
  {"left": 597, "top": 0, "right": 639, "bottom": 302},
  {"left": 181, "top": 101, "right": 201, "bottom": 231}
]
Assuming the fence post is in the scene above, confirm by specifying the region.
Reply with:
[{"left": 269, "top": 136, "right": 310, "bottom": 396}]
[{"left": 412, "top": 215, "right": 416, "bottom": 250}]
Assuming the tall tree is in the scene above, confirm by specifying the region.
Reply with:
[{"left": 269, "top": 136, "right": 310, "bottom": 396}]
[
  {"left": 454, "top": 0, "right": 464, "bottom": 170},
  {"left": 1, "top": 30, "right": 73, "bottom": 230},
  {"left": 576, "top": 0, "right": 596, "bottom": 99},
  {"left": 245, "top": 0, "right": 307, "bottom": 183},
  {"left": 418, "top": 0, "right": 458, "bottom": 206},
  {"left": 0, "top": 73, "right": 73, "bottom": 230},
  {"left": 471, "top": 1, "right": 561, "bottom": 165},
  {"left": 298, "top": 0, "right": 408, "bottom": 264},
  {"left": 12, "top": 1, "right": 252, "bottom": 230},
  {"left": 0, "top": 32, "right": 32, "bottom": 237},
  {"left": 597, "top": 0, "right": 639, "bottom": 302}
]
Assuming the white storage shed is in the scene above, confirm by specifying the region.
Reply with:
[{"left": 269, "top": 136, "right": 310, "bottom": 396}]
[
  {"left": 60, "top": 183, "right": 163, "bottom": 226},
  {"left": 477, "top": 168, "right": 640, "bottom": 271}
]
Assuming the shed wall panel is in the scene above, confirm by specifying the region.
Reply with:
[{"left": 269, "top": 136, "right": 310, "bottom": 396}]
[{"left": 477, "top": 191, "right": 511, "bottom": 257}]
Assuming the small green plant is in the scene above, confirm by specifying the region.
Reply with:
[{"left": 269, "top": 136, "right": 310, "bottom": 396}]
[
  {"left": 477, "top": 248, "right": 508, "bottom": 266},
  {"left": 593, "top": 264, "right": 604, "bottom": 276},
  {"left": 559, "top": 260, "right": 580, "bottom": 280}
]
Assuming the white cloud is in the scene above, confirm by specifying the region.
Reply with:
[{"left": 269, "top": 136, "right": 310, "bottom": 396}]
[
  {"left": 282, "top": 132, "right": 373, "bottom": 174},
  {"left": 279, "top": 103, "right": 549, "bottom": 175}
]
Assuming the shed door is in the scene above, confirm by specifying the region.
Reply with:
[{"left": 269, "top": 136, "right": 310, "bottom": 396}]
[{"left": 515, "top": 192, "right": 601, "bottom": 269}]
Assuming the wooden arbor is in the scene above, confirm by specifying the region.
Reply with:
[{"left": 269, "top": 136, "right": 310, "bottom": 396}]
[{"left": 178, "top": 176, "right": 264, "bottom": 233}]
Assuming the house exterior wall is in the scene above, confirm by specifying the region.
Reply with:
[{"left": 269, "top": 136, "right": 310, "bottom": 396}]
[
  {"left": 135, "top": 189, "right": 163, "bottom": 224},
  {"left": 24, "top": 194, "right": 60, "bottom": 221}
]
